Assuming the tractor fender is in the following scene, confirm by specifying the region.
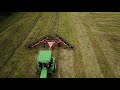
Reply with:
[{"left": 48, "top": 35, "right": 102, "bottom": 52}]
[{"left": 50, "top": 57, "right": 56, "bottom": 72}]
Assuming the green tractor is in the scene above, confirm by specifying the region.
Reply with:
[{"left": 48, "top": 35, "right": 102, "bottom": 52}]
[
  {"left": 36, "top": 50, "right": 56, "bottom": 78},
  {"left": 28, "top": 34, "right": 73, "bottom": 78}
]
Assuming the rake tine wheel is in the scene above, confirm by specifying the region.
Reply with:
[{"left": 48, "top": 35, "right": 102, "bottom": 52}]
[{"left": 28, "top": 45, "right": 31, "bottom": 48}]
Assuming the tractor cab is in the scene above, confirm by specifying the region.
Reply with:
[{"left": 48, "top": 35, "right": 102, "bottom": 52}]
[{"left": 36, "top": 50, "right": 56, "bottom": 78}]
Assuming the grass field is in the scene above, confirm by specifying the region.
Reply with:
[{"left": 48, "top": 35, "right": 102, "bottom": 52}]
[{"left": 0, "top": 12, "right": 120, "bottom": 78}]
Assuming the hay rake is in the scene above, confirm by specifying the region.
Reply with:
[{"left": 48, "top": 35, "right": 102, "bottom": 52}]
[{"left": 28, "top": 34, "right": 74, "bottom": 49}]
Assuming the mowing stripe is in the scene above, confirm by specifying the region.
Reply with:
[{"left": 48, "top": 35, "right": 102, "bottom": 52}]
[
  {"left": 73, "top": 13, "right": 104, "bottom": 78},
  {"left": 81, "top": 13, "right": 116, "bottom": 78},
  {"left": 0, "top": 13, "right": 42, "bottom": 77},
  {"left": 59, "top": 49, "right": 75, "bottom": 78},
  {"left": 86, "top": 15, "right": 119, "bottom": 77},
  {"left": 94, "top": 34, "right": 120, "bottom": 77},
  {"left": 55, "top": 13, "right": 76, "bottom": 78},
  {"left": 69, "top": 13, "right": 85, "bottom": 78},
  {"left": 55, "top": 13, "right": 85, "bottom": 78}
]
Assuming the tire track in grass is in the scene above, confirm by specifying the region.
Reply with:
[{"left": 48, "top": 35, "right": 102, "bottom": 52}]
[
  {"left": 80, "top": 13, "right": 116, "bottom": 78},
  {"left": 0, "top": 13, "right": 42, "bottom": 77},
  {"left": 94, "top": 34, "right": 120, "bottom": 77},
  {"left": 73, "top": 13, "right": 104, "bottom": 78},
  {"left": 86, "top": 14, "right": 119, "bottom": 77}
]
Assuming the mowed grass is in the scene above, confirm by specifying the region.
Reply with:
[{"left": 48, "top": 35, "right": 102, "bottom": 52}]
[
  {"left": 83, "top": 12, "right": 120, "bottom": 77},
  {"left": 0, "top": 12, "right": 120, "bottom": 78},
  {"left": 0, "top": 12, "right": 42, "bottom": 77},
  {"left": 90, "top": 13, "right": 120, "bottom": 33},
  {"left": 0, "top": 12, "right": 26, "bottom": 33}
]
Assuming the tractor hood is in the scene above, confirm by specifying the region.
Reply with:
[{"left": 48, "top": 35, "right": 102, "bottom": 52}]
[{"left": 37, "top": 50, "right": 52, "bottom": 63}]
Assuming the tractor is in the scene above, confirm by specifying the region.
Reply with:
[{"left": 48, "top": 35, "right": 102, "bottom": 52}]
[
  {"left": 28, "top": 34, "right": 73, "bottom": 78},
  {"left": 36, "top": 50, "right": 56, "bottom": 78}
]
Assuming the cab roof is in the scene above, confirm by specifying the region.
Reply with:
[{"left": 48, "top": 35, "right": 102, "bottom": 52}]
[{"left": 37, "top": 50, "right": 52, "bottom": 63}]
